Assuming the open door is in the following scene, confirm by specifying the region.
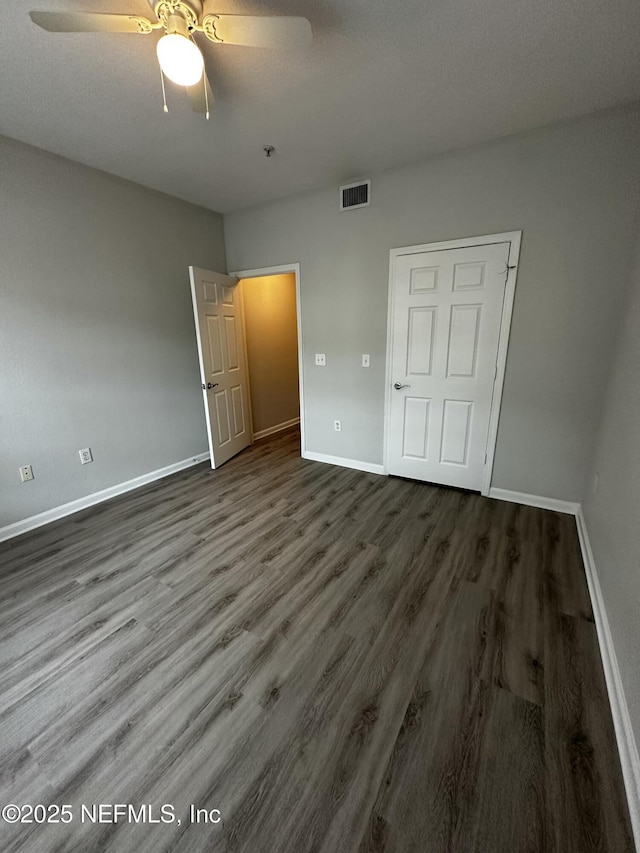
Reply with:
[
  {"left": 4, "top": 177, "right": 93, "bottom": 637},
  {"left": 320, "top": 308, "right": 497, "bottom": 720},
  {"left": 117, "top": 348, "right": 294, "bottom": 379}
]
[{"left": 188, "top": 266, "right": 252, "bottom": 468}]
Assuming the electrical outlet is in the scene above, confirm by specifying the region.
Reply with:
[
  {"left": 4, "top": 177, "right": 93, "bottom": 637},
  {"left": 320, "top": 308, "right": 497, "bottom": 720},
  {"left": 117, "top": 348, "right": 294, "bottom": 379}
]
[
  {"left": 362, "top": 354, "right": 370, "bottom": 367},
  {"left": 79, "top": 448, "right": 93, "bottom": 465},
  {"left": 334, "top": 420, "right": 341, "bottom": 432},
  {"left": 20, "top": 465, "right": 34, "bottom": 482},
  {"left": 315, "top": 353, "right": 326, "bottom": 366}
]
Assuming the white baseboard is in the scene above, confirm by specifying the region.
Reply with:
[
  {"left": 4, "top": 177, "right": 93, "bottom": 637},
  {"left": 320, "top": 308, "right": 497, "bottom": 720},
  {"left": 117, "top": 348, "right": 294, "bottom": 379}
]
[
  {"left": 490, "top": 490, "right": 640, "bottom": 844},
  {"left": 575, "top": 507, "right": 640, "bottom": 850},
  {"left": 488, "top": 487, "right": 579, "bottom": 515},
  {"left": 253, "top": 417, "right": 300, "bottom": 441},
  {"left": 302, "top": 451, "right": 386, "bottom": 476},
  {"left": 0, "top": 452, "right": 210, "bottom": 544}
]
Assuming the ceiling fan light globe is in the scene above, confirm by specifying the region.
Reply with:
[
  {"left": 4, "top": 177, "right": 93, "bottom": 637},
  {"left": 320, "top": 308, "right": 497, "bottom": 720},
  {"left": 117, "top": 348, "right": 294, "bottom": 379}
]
[{"left": 157, "top": 33, "right": 204, "bottom": 87}]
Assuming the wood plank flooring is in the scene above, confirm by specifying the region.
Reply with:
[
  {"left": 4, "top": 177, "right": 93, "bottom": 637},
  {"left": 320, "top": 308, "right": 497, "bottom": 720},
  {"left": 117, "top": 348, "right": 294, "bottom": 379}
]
[{"left": 0, "top": 428, "right": 633, "bottom": 852}]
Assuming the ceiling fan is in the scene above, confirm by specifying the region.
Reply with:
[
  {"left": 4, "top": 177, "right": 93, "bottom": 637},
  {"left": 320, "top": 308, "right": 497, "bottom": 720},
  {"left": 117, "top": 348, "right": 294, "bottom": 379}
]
[{"left": 29, "top": 1, "right": 312, "bottom": 117}]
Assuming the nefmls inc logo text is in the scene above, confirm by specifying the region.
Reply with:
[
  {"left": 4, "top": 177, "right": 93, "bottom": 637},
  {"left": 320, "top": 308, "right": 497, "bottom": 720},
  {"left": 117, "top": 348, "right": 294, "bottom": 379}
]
[{"left": 81, "top": 804, "right": 177, "bottom": 823}]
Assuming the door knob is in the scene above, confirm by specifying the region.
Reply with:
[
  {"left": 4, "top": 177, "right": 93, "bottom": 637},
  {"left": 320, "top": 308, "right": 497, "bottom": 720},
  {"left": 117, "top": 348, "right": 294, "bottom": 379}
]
[
  {"left": 393, "top": 382, "right": 410, "bottom": 390},
  {"left": 201, "top": 382, "right": 219, "bottom": 390}
]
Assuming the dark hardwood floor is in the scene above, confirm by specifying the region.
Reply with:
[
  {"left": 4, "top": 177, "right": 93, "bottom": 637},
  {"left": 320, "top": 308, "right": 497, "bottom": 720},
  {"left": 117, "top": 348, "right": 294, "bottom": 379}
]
[{"left": 0, "top": 428, "right": 633, "bottom": 852}]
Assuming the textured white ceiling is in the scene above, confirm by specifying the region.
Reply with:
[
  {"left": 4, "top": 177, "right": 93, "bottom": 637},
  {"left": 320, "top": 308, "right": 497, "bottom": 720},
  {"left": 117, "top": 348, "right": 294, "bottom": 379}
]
[{"left": 1, "top": 0, "right": 640, "bottom": 212}]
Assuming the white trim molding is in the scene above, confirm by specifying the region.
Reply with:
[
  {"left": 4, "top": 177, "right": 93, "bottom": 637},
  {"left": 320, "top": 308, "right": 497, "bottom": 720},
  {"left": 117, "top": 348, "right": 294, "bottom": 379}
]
[
  {"left": 253, "top": 417, "right": 300, "bottom": 441},
  {"left": 0, "top": 452, "right": 210, "bottom": 544},
  {"left": 383, "top": 231, "right": 522, "bottom": 497},
  {"left": 489, "top": 491, "right": 639, "bottom": 843},
  {"left": 488, "top": 487, "right": 579, "bottom": 515},
  {"left": 575, "top": 508, "right": 640, "bottom": 850},
  {"left": 302, "top": 451, "right": 386, "bottom": 476}
]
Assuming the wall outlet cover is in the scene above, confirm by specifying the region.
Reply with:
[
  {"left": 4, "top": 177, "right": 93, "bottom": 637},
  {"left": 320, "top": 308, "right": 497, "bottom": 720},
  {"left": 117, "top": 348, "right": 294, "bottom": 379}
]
[
  {"left": 20, "top": 465, "right": 34, "bottom": 482},
  {"left": 315, "top": 353, "right": 326, "bottom": 366},
  {"left": 334, "top": 420, "right": 342, "bottom": 432},
  {"left": 79, "top": 448, "right": 93, "bottom": 464}
]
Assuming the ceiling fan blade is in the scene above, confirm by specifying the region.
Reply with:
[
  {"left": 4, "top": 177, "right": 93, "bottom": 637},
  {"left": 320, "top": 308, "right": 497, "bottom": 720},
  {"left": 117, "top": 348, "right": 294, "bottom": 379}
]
[
  {"left": 186, "top": 69, "right": 216, "bottom": 117},
  {"left": 29, "top": 11, "right": 154, "bottom": 34},
  {"left": 203, "top": 15, "right": 312, "bottom": 49}
]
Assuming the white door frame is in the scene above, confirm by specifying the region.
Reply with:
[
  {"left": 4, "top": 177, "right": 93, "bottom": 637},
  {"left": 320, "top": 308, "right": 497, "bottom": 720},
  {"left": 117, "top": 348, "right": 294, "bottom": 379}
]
[
  {"left": 383, "top": 231, "right": 522, "bottom": 496},
  {"left": 228, "top": 262, "right": 306, "bottom": 455}
]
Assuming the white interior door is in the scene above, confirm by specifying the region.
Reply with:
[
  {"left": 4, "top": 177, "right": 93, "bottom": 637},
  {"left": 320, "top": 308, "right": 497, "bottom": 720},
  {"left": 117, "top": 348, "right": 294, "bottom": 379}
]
[
  {"left": 189, "top": 266, "right": 252, "bottom": 468},
  {"left": 387, "top": 241, "right": 510, "bottom": 490}
]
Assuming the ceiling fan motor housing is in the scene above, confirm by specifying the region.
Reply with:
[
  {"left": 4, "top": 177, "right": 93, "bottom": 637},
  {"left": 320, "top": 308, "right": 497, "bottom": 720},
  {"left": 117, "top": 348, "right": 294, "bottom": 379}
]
[{"left": 150, "top": 0, "right": 202, "bottom": 31}]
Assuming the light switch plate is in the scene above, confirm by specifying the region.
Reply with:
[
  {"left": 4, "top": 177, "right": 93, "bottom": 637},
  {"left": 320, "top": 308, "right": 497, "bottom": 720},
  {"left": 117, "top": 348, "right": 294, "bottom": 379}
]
[
  {"left": 362, "top": 354, "right": 370, "bottom": 367},
  {"left": 315, "top": 353, "right": 326, "bottom": 366}
]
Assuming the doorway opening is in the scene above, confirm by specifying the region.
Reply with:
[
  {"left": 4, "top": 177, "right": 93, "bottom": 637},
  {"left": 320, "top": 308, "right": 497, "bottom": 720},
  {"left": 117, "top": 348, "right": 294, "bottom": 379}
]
[{"left": 233, "top": 263, "right": 305, "bottom": 456}]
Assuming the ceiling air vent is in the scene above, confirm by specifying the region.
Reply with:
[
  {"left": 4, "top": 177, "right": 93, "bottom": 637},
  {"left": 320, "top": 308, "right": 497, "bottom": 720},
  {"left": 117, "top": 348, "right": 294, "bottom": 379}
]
[{"left": 340, "top": 180, "right": 371, "bottom": 211}]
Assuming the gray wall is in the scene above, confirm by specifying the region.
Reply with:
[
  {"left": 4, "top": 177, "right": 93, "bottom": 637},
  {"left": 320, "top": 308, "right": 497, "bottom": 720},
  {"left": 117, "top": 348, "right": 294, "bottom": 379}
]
[
  {"left": 0, "top": 135, "right": 225, "bottom": 528},
  {"left": 583, "top": 236, "right": 640, "bottom": 753},
  {"left": 224, "top": 106, "right": 640, "bottom": 501}
]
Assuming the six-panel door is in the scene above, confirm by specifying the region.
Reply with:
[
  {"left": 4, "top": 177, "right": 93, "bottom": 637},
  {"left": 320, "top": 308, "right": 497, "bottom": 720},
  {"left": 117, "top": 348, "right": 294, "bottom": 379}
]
[
  {"left": 189, "top": 266, "right": 251, "bottom": 469},
  {"left": 388, "top": 242, "right": 510, "bottom": 490}
]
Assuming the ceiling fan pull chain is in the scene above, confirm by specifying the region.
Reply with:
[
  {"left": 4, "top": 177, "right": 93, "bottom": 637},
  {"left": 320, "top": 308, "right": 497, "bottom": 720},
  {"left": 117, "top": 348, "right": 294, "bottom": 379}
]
[
  {"left": 204, "top": 74, "right": 210, "bottom": 120},
  {"left": 160, "top": 67, "right": 169, "bottom": 113}
]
